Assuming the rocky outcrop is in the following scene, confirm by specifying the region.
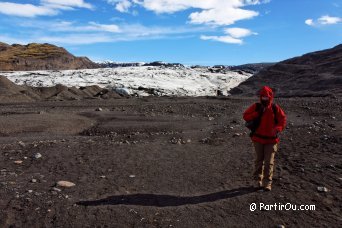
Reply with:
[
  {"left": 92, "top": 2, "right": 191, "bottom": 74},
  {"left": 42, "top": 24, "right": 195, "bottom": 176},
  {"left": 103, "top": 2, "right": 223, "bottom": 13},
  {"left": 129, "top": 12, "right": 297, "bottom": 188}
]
[
  {"left": 0, "top": 75, "right": 122, "bottom": 103},
  {"left": 229, "top": 63, "right": 275, "bottom": 74},
  {"left": 98, "top": 61, "right": 144, "bottom": 68},
  {"left": 230, "top": 44, "right": 342, "bottom": 97},
  {"left": 0, "top": 42, "right": 99, "bottom": 71},
  {"left": 143, "top": 61, "right": 184, "bottom": 68}
]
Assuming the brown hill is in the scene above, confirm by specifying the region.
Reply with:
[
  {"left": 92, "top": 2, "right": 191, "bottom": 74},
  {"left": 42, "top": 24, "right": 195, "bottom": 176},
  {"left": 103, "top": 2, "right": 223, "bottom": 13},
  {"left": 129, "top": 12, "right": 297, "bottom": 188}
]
[
  {"left": 0, "top": 42, "right": 99, "bottom": 71},
  {"left": 230, "top": 44, "right": 342, "bottom": 97}
]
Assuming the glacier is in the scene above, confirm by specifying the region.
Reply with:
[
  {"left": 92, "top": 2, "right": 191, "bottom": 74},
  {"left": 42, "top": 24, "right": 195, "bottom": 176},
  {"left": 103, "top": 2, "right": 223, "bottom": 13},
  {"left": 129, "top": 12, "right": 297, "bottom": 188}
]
[{"left": 1, "top": 66, "right": 252, "bottom": 97}]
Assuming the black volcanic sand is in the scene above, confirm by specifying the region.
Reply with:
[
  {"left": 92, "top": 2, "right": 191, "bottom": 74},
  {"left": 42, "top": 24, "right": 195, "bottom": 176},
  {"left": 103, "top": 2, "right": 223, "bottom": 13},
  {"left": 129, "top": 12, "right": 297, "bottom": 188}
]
[{"left": 0, "top": 96, "right": 341, "bottom": 227}]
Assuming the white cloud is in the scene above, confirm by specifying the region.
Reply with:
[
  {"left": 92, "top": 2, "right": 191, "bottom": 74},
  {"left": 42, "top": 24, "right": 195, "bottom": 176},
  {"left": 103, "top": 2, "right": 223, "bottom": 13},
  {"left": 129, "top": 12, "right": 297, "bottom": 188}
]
[
  {"left": 201, "top": 35, "right": 243, "bottom": 44},
  {"left": 86, "top": 22, "right": 120, "bottom": 33},
  {"left": 0, "top": 2, "right": 58, "bottom": 17},
  {"left": 305, "top": 19, "right": 314, "bottom": 26},
  {"left": 318, "top": 15, "right": 341, "bottom": 25},
  {"left": 224, "top": 27, "right": 257, "bottom": 38},
  {"left": 37, "top": 34, "right": 113, "bottom": 45},
  {"left": 189, "top": 7, "right": 258, "bottom": 26},
  {"left": 41, "top": 0, "right": 93, "bottom": 9},
  {"left": 305, "top": 15, "right": 341, "bottom": 26},
  {"left": 107, "top": 0, "right": 132, "bottom": 13},
  {"left": 58, "top": 22, "right": 120, "bottom": 33},
  {"left": 0, "top": 0, "right": 93, "bottom": 17},
  {"left": 10, "top": 19, "right": 212, "bottom": 45},
  {"left": 106, "top": 0, "right": 267, "bottom": 43},
  {"left": 118, "top": 23, "right": 209, "bottom": 36},
  {"left": 19, "top": 21, "right": 121, "bottom": 33},
  {"left": 109, "top": 0, "right": 269, "bottom": 26},
  {"left": 19, "top": 19, "right": 211, "bottom": 36},
  {"left": 200, "top": 27, "right": 256, "bottom": 44},
  {"left": 116, "top": 0, "right": 132, "bottom": 12}
]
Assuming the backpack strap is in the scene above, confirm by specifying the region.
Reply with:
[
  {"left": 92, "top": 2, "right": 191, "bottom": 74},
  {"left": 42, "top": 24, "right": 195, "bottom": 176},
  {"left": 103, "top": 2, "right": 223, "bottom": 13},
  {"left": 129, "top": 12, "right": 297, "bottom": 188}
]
[
  {"left": 255, "top": 102, "right": 262, "bottom": 113},
  {"left": 249, "top": 103, "right": 264, "bottom": 137},
  {"left": 272, "top": 103, "right": 278, "bottom": 125}
]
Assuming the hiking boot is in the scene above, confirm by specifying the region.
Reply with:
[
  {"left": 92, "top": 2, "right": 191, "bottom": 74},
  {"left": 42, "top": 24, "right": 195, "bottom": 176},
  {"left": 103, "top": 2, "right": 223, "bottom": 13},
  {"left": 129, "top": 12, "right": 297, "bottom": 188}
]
[{"left": 264, "top": 183, "right": 272, "bottom": 191}]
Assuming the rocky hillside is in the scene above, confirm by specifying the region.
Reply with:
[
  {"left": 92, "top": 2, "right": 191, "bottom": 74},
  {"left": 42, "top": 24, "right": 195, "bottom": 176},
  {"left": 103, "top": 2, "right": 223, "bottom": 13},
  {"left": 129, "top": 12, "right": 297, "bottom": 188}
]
[
  {"left": 230, "top": 44, "right": 342, "bottom": 97},
  {"left": 229, "top": 63, "right": 275, "bottom": 74},
  {"left": 0, "top": 75, "right": 122, "bottom": 103},
  {"left": 0, "top": 42, "right": 99, "bottom": 71}
]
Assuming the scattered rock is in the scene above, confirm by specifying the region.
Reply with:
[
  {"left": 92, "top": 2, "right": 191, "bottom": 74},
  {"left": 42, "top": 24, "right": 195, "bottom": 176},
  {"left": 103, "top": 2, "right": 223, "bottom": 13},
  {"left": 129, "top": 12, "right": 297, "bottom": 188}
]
[
  {"left": 34, "top": 153, "right": 42, "bottom": 159},
  {"left": 233, "top": 133, "right": 241, "bottom": 137},
  {"left": 100, "top": 175, "right": 106, "bottom": 179},
  {"left": 95, "top": 107, "right": 103, "bottom": 111},
  {"left": 52, "top": 187, "right": 62, "bottom": 192},
  {"left": 317, "top": 186, "right": 328, "bottom": 192},
  {"left": 31, "top": 179, "right": 37, "bottom": 183},
  {"left": 129, "top": 209, "right": 138, "bottom": 214},
  {"left": 14, "top": 160, "right": 23, "bottom": 164},
  {"left": 129, "top": 175, "right": 136, "bottom": 178},
  {"left": 18, "top": 141, "right": 26, "bottom": 147},
  {"left": 186, "top": 139, "right": 192, "bottom": 143},
  {"left": 208, "top": 117, "right": 214, "bottom": 121},
  {"left": 200, "top": 137, "right": 211, "bottom": 144},
  {"left": 276, "top": 225, "right": 285, "bottom": 228},
  {"left": 27, "top": 190, "right": 33, "bottom": 193},
  {"left": 56, "top": 181, "right": 75, "bottom": 188},
  {"left": 170, "top": 137, "right": 182, "bottom": 144}
]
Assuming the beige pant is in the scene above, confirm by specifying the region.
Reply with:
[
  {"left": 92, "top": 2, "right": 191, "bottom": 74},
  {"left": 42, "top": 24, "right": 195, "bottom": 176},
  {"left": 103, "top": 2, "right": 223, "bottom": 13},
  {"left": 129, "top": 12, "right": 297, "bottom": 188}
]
[{"left": 253, "top": 142, "right": 278, "bottom": 184}]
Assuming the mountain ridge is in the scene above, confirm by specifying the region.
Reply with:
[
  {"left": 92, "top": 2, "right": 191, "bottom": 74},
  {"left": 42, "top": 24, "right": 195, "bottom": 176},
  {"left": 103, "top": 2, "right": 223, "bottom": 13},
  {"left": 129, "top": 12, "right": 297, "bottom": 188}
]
[{"left": 0, "top": 42, "right": 99, "bottom": 71}]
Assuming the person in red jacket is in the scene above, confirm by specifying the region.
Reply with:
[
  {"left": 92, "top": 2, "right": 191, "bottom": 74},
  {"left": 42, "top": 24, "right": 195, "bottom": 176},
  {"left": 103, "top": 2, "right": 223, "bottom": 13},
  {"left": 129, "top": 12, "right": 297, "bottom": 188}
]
[{"left": 243, "top": 86, "right": 286, "bottom": 191}]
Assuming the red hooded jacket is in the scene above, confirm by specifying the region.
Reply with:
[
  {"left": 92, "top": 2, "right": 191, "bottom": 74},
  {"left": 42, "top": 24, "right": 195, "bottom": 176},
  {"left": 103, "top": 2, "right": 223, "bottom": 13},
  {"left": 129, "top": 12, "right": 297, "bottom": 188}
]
[{"left": 243, "top": 86, "right": 286, "bottom": 144}]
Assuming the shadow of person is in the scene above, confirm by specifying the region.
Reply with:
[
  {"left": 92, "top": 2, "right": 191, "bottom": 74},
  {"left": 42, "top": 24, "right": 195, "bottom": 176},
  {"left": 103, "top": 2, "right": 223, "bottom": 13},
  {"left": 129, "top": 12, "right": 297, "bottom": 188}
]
[{"left": 77, "top": 186, "right": 257, "bottom": 207}]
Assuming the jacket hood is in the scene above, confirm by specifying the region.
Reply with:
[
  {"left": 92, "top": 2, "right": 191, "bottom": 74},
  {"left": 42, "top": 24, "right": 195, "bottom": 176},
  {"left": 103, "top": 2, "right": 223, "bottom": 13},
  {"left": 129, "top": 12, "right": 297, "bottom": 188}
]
[{"left": 259, "top": 86, "right": 274, "bottom": 105}]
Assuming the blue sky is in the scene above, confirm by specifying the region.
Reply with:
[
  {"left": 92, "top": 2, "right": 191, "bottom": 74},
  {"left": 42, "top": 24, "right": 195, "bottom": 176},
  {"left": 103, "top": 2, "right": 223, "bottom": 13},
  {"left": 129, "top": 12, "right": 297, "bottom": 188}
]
[{"left": 0, "top": 0, "right": 341, "bottom": 65}]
